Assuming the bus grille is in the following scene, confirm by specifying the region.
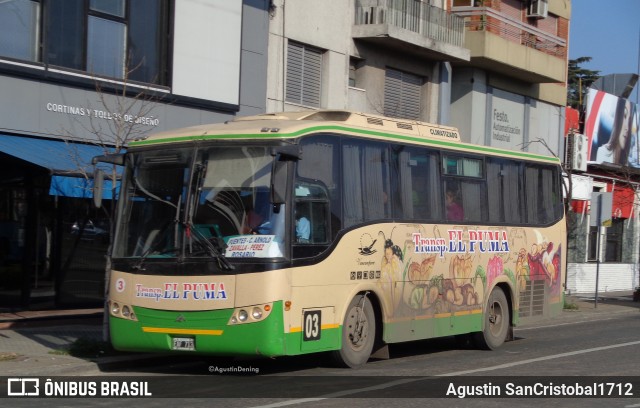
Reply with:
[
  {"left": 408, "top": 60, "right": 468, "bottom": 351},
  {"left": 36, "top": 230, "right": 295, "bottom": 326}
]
[{"left": 519, "top": 279, "right": 547, "bottom": 317}]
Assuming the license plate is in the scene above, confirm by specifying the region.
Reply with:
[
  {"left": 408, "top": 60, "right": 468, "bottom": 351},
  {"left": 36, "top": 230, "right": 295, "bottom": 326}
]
[{"left": 172, "top": 337, "right": 195, "bottom": 351}]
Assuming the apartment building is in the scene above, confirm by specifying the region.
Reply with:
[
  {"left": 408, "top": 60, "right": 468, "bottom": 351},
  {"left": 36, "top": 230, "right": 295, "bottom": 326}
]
[{"left": 267, "top": 0, "right": 569, "bottom": 159}]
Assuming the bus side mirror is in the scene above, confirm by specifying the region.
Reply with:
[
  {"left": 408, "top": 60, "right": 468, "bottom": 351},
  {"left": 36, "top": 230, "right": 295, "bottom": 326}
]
[
  {"left": 92, "top": 153, "right": 124, "bottom": 209},
  {"left": 270, "top": 146, "right": 301, "bottom": 209},
  {"left": 93, "top": 169, "right": 104, "bottom": 209},
  {"left": 270, "top": 161, "right": 288, "bottom": 207}
]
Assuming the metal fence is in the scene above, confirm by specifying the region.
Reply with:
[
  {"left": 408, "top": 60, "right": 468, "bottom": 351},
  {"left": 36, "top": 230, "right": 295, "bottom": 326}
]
[
  {"left": 355, "top": 0, "right": 466, "bottom": 48},
  {"left": 456, "top": 7, "right": 567, "bottom": 58}
]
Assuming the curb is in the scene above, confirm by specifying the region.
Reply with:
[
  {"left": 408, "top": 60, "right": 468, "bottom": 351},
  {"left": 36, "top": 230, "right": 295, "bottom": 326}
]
[
  {"left": 0, "top": 313, "right": 103, "bottom": 330},
  {"left": 96, "top": 353, "right": 192, "bottom": 371},
  {"left": 0, "top": 310, "right": 103, "bottom": 330}
]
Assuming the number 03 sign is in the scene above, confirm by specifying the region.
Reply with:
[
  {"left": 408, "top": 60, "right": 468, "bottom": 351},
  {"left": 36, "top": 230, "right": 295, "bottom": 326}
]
[{"left": 303, "top": 310, "right": 321, "bottom": 341}]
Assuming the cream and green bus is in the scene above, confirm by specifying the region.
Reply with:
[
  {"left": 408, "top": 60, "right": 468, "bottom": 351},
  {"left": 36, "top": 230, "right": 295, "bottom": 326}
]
[{"left": 98, "top": 110, "right": 565, "bottom": 368}]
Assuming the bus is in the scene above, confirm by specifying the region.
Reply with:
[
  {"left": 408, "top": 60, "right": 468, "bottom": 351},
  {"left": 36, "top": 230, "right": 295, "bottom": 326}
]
[{"left": 95, "top": 110, "right": 566, "bottom": 368}]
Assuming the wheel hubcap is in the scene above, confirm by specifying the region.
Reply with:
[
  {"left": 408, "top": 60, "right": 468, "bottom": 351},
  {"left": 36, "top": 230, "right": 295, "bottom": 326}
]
[
  {"left": 345, "top": 306, "right": 369, "bottom": 350},
  {"left": 488, "top": 301, "right": 503, "bottom": 336}
]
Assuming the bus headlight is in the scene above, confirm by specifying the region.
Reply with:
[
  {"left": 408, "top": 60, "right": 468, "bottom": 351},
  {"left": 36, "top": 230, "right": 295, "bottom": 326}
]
[
  {"left": 228, "top": 303, "right": 273, "bottom": 325},
  {"left": 109, "top": 301, "right": 138, "bottom": 321}
]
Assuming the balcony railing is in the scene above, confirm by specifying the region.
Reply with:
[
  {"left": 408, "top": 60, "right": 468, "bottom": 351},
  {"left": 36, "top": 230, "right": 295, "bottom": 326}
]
[
  {"left": 355, "top": 0, "right": 466, "bottom": 48},
  {"left": 453, "top": 7, "right": 567, "bottom": 58}
]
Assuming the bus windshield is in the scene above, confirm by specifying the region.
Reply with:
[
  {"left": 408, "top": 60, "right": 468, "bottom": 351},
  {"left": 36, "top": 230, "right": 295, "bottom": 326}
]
[{"left": 113, "top": 145, "right": 286, "bottom": 260}]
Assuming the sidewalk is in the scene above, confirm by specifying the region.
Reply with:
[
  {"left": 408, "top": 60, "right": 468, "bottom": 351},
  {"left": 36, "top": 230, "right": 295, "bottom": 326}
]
[
  {"left": 552, "top": 290, "right": 640, "bottom": 325},
  {"left": 0, "top": 292, "right": 638, "bottom": 376}
]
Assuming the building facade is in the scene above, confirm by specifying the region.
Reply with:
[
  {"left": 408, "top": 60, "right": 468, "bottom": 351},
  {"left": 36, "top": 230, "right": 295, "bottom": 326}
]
[
  {"left": 0, "top": 0, "right": 270, "bottom": 309},
  {"left": 2, "top": 0, "right": 581, "bottom": 310},
  {"left": 266, "top": 0, "right": 569, "bottom": 160},
  {"left": 266, "top": 0, "right": 470, "bottom": 122},
  {"left": 450, "top": 0, "right": 569, "bottom": 158}
]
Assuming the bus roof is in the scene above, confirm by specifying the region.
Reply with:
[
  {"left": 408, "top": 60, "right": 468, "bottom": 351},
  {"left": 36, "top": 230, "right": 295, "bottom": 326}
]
[{"left": 130, "top": 110, "right": 560, "bottom": 164}]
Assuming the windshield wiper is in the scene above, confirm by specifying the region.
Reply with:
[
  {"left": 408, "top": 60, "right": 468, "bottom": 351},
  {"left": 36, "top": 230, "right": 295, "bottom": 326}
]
[
  {"left": 187, "top": 222, "right": 234, "bottom": 271},
  {"left": 132, "top": 221, "right": 234, "bottom": 272},
  {"left": 133, "top": 192, "right": 183, "bottom": 271},
  {"left": 132, "top": 219, "right": 177, "bottom": 271}
]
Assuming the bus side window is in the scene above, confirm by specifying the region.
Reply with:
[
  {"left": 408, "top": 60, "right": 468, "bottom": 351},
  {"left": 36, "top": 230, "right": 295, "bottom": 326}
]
[
  {"left": 525, "top": 165, "right": 560, "bottom": 225},
  {"left": 294, "top": 182, "right": 330, "bottom": 245},
  {"left": 442, "top": 155, "right": 487, "bottom": 223},
  {"left": 391, "top": 145, "right": 442, "bottom": 221}
]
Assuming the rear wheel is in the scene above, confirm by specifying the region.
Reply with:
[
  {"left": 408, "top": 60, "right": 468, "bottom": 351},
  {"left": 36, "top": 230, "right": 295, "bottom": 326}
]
[
  {"left": 474, "top": 287, "right": 509, "bottom": 350},
  {"left": 332, "top": 294, "right": 376, "bottom": 368}
]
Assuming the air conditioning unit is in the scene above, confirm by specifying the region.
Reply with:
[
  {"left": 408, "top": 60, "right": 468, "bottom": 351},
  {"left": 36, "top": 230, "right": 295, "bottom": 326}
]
[
  {"left": 566, "top": 133, "right": 588, "bottom": 172},
  {"left": 526, "top": 0, "right": 548, "bottom": 19}
]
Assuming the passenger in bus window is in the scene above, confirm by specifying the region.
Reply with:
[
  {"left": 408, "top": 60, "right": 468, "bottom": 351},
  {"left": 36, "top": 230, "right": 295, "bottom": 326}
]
[
  {"left": 242, "top": 208, "right": 263, "bottom": 234},
  {"left": 296, "top": 214, "right": 311, "bottom": 243},
  {"left": 445, "top": 186, "right": 464, "bottom": 222}
]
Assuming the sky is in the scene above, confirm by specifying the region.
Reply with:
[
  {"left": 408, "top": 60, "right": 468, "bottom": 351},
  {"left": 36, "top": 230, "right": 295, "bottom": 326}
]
[{"left": 569, "top": 0, "right": 640, "bottom": 104}]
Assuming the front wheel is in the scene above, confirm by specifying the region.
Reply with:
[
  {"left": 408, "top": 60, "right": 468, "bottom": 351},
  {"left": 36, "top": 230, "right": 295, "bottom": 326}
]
[
  {"left": 474, "top": 287, "right": 510, "bottom": 350},
  {"left": 332, "top": 294, "right": 376, "bottom": 368}
]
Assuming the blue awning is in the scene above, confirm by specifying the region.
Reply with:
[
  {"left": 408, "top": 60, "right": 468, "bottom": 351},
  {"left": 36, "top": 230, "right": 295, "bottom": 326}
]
[
  {"left": 0, "top": 134, "right": 122, "bottom": 198},
  {"left": 49, "top": 175, "right": 120, "bottom": 199}
]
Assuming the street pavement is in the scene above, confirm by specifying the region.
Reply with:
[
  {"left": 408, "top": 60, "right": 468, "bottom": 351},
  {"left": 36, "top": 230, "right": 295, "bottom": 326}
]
[{"left": 0, "top": 292, "right": 638, "bottom": 376}]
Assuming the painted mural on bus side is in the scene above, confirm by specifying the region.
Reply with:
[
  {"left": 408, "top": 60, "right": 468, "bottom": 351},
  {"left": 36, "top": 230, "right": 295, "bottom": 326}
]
[{"left": 357, "top": 224, "right": 562, "bottom": 319}]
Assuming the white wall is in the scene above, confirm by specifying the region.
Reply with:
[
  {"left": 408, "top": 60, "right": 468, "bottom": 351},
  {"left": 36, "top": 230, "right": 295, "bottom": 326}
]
[
  {"left": 266, "top": 0, "right": 351, "bottom": 112},
  {"left": 566, "top": 263, "right": 639, "bottom": 294},
  {"left": 172, "top": 0, "right": 242, "bottom": 105},
  {"left": 528, "top": 99, "right": 563, "bottom": 157}
]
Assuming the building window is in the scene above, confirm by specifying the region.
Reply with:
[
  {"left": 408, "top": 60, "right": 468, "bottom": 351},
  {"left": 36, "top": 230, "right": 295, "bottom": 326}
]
[
  {"left": 286, "top": 41, "right": 322, "bottom": 108},
  {"left": 0, "top": 0, "right": 40, "bottom": 62},
  {"left": 87, "top": 14, "right": 127, "bottom": 79},
  {"left": 55, "top": 0, "right": 167, "bottom": 84},
  {"left": 90, "top": 0, "right": 124, "bottom": 16},
  {"left": 587, "top": 225, "right": 599, "bottom": 261},
  {"left": 87, "top": 0, "right": 126, "bottom": 79},
  {"left": 47, "top": 0, "right": 84, "bottom": 70},
  {"left": 349, "top": 57, "right": 364, "bottom": 88},
  {"left": 384, "top": 68, "right": 422, "bottom": 120},
  {"left": 0, "top": 0, "right": 168, "bottom": 85},
  {"left": 604, "top": 218, "right": 624, "bottom": 262},
  {"left": 452, "top": 0, "right": 479, "bottom": 7}
]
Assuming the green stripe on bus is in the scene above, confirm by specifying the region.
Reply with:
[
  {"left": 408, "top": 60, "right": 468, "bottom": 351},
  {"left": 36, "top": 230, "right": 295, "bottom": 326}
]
[
  {"left": 383, "top": 312, "right": 483, "bottom": 343},
  {"left": 110, "top": 302, "right": 288, "bottom": 357},
  {"left": 129, "top": 125, "right": 559, "bottom": 163},
  {"left": 109, "top": 301, "right": 343, "bottom": 357}
]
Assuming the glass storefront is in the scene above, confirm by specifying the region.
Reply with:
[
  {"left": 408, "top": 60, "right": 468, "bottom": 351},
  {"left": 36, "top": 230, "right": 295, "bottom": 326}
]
[{"left": 0, "top": 150, "right": 112, "bottom": 310}]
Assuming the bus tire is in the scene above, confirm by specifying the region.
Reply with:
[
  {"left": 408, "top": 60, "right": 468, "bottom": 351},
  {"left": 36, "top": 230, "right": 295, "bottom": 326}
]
[
  {"left": 332, "top": 294, "right": 376, "bottom": 368},
  {"left": 474, "top": 287, "right": 509, "bottom": 350}
]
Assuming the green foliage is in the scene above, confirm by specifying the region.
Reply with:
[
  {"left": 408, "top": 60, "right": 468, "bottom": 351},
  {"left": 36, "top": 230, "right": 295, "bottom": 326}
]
[
  {"left": 563, "top": 298, "right": 579, "bottom": 310},
  {"left": 567, "top": 57, "right": 600, "bottom": 109}
]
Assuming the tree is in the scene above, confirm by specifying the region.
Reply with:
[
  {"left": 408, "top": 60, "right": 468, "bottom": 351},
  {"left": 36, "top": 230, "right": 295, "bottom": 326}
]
[
  {"left": 59, "top": 66, "right": 162, "bottom": 340},
  {"left": 567, "top": 57, "right": 600, "bottom": 109}
]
